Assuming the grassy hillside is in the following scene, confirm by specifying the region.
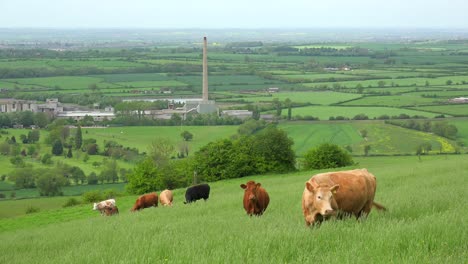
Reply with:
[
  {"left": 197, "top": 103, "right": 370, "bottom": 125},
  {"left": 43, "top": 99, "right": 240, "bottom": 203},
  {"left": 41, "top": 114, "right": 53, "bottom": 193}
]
[{"left": 0, "top": 155, "right": 466, "bottom": 263}]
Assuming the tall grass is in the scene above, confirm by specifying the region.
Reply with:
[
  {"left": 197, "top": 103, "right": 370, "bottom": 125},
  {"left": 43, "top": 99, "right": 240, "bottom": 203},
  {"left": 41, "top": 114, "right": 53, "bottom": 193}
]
[{"left": 0, "top": 155, "right": 466, "bottom": 263}]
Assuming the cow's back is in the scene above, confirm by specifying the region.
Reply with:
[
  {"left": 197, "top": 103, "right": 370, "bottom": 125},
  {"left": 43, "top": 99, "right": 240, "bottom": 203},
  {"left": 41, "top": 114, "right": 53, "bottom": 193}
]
[
  {"left": 185, "top": 184, "right": 210, "bottom": 203},
  {"left": 312, "top": 169, "right": 376, "bottom": 215},
  {"left": 160, "top": 190, "right": 173, "bottom": 206},
  {"left": 256, "top": 187, "right": 270, "bottom": 214}
]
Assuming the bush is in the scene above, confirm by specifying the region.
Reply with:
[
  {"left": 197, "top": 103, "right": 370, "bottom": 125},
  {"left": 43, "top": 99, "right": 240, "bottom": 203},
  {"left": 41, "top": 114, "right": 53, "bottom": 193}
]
[
  {"left": 63, "top": 197, "right": 81, "bottom": 208},
  {"left": 25, "top": 206, "right": 40, "bottom": 214},
  {"left": 82, "top": 190, "right": 104, "bottom": 203},
  {"left": 303, "top": 143, "right": 354, "bottom": 170},
  {"left": 103, "top": 189, "right": 122, "bottom": 199},
  {"left": 0, "top": 193, "right": 5, "bottom": 199}
]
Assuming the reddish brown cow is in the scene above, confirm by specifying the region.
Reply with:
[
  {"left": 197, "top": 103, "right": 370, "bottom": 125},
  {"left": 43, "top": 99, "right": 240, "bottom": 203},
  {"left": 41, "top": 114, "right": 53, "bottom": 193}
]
[
  {"left": 159, "top": 189, "right": 173, "bottom": 206},
  {"left": 302, "top": 168, "right": 386, "bottom": 226},
  {"left": 103, "top": 205, "right": 119, "bottom": 216},
  {"left": 240, "top": 181, "right": 270, "bottom": 216},
  {"left": 131, "top": 193, "right": 158, "bottom": 211}
]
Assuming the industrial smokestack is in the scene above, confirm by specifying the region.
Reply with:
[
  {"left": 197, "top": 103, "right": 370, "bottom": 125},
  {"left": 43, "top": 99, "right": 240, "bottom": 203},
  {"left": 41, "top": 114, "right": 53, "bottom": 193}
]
[{"left": 202, "top": 36, "right": 209, "bottom": 101}]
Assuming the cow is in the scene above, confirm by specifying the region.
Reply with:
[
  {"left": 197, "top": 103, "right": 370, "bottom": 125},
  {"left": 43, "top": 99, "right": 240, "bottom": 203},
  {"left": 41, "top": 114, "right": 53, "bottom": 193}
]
[
  {"left": 159, "top": 189, "right": 173, "bottom": 206},
  {"left": 302, "top": 168, "right": 386, "bottom": 226},
  {"left": 93, "top": 199, "right": 116, "bottom": 216},
  {"left": 240, "top": 180, "right": 270, "bottom": 216},
  {"left": 131, "top": 193, "right": 158, "bottom": 211},
  {"left": 103, "top": 205, "right": 119, "bottom": 216},
  {"left": 184, "top": 184, "right": 210, "bottom": 204}
]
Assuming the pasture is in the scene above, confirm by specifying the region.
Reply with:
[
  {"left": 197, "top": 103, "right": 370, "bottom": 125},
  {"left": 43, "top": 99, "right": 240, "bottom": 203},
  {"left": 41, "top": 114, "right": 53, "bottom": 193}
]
[{"left": 0, "top": 155, "right": 466, "bottom": 263}]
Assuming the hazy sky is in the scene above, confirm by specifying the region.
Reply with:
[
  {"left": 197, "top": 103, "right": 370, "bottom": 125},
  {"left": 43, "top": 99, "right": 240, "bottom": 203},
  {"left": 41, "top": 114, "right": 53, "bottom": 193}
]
[{"left": 1, "top": 0, "right": 467, "bottom": 28}]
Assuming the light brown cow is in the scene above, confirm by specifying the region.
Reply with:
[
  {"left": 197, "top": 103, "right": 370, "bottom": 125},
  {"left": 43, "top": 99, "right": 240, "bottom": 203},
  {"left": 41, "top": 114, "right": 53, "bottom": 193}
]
[
  {"left": 103, "top": 205, "right": 119, "bottom": 216},
  {"left": 159, "top": 189, "right": 173, "bottom": 206},
  {"left": 302, "top": 168, "right": 386, "bottom": 226},
  {"left": 131, "top": 193, "right": 158, "bottom": 212},
  {"left": 240, "top": 180, "right": 270, "bottom": 216}
]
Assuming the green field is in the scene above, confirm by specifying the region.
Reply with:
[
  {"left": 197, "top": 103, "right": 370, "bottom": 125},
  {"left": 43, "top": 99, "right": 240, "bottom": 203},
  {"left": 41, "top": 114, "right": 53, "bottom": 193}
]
[
  {"left": 409, "top": 104, "right": 468, "bottom": 116},
  {"left": 276, "top": 105, "right": 443, "bottom": 119},
  {"left": 0, "top": 155, "right": 466, "bottom": 263},
  {"left": 220, "top": 91, "right": 362, "bottom": 105}
]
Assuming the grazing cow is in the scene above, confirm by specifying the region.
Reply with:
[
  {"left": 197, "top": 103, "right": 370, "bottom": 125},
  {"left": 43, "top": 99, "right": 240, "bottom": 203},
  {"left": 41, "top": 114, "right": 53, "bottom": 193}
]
[
  {"left": 103, "top": 205, "right": 119, "bottom": 216},
  {"left": 159, "top": 189, "right": 173, "bottom": 206},
  {"left": 240, "top": 180, "right": 270, "bottom": 216},
  {"left": 131, "top": 193, "right": 158, "bottom": 211},
  {"left": 302, "top": 168, "right": 386, "bottom": 226},
  {"left": 184, "top": 184, "right": 210, "bottom": 204},
  {"left": 93, "top": 199, "right": 116, "bottom": 216}
]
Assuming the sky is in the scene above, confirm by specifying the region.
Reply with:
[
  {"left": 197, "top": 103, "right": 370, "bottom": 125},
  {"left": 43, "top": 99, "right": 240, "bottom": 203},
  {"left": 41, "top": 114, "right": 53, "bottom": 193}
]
[{"left": 1, "top": 0, "right": 467, "bottom": 29}]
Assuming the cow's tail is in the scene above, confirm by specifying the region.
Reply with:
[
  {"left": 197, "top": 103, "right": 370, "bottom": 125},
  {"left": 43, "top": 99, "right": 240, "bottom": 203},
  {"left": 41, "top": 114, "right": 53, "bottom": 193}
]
[{"left": 372, "top": 201, "right": 387, "bottom": 211}]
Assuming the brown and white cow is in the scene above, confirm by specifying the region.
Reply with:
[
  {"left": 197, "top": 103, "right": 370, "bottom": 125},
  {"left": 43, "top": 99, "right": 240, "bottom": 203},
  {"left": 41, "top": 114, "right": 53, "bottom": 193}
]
[
  {"left": 159, "top": 189, "right": 173, "bottom": 206},
  {"left": 131, "top": 193, "right": 158, "bottom": 211},
  {"left": 302, "top": 168, "right": 386, "bottom": 226},
  {"left": 93, "top": 199, "right": 116, "bottom": 216},
  {"left": 240, "top": 180, "right": 270, "bottom": 216},
  {"left": 103, "top": 205, "right": 119, "bottom": 216}
]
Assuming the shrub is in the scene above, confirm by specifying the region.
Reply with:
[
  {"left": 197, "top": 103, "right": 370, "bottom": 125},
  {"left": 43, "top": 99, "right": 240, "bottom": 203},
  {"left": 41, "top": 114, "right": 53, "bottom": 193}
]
[
  {"left": 82, "top": 190, "right": 104, "bottom": 203},
  {"left": 0, "top": 193, "right": 5, "bottom": 199},
  {"left": 303, "top": 143, "right": 354, "bottom": 170},
  {"left": 63, "top": 197, "right": 81, "bottom": 208},
  {"left": 103, "top": 189, "right": 121, "bottom": 199},
  {"left": 25, "top": 206, "right": 40, "bottom": 214}
]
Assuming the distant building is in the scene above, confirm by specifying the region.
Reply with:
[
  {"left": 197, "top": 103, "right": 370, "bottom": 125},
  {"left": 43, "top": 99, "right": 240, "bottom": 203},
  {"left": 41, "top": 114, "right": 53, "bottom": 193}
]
[
  {"left": 221, "top": 110, "right": 253, "bottom": 120},
  {"left": 56, "top": 111, "right": 115, "bottom": 121},
  {"left": 0, "top": 98, "right": 37, "bottom": 112},
  {"left": 448, "top": 97, "right": 468, "bottom": 103},
  {"left": 267, "top": 87, "right": 280, "bottom": 93}
]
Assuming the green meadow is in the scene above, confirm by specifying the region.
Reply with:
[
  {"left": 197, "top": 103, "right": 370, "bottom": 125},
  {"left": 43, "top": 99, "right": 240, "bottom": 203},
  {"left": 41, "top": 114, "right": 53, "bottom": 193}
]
[
  {"left": 0, "top": 155, "right": 466, "bottom": 263},
  {"left": 276, "top": 105, "right": 443, "bottom": 119}
]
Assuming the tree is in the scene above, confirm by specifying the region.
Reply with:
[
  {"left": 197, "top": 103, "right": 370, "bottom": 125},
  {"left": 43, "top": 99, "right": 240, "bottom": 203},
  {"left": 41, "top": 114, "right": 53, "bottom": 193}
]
[
  {"left": 378, "top": 81, "right": 386, "bottom": 88},
  {"left": 364, "top": 145, "right": 371, "bottom": 156},
  {"left": 75, "top": 126, "right": 82, "bottom": 149},
  {"left": 180, "top": 131, "right": 193, "bottom": 141},
  {"left": 52, "top": 140, "right": 63, "bottom": 156},
  {"left": 35, "top": 169, "right": 68, "bottom": 196},
  {"left": 237, "top": 119, "right": 266, "bottom": 136},
  {"left": 70, "top": 166, "right": 86, "bottom": 184},
  {"left": 126, "top": 158, "right": 162, "bottom": 194},
  {"left": 285, "top": 98, "right": 292, "bottom": 121},
  {"left": 303, "top": 143, "right": 354, "bottom": 170},
  {"left": 66, "top": 147, "right": 73, "bottom": 158},
  {"left": 28, "top": 130, "right": 40, "bottom": 143},
  {"left": 272, "top": 98, "right": 282, "bottom": 117},
  {"left": 41, "top": 153, "right": 53, "bottom": 165},
  {"left": 10, "top": 156, "right": 25, "bottom": 168},
  {"left": 446, "top": 80, "right": 453, "bottom": 85},
  {"left": 148, "top": 138, "right": 174, "bottom": 166},
  {"left": 10, "top": 167, "right": 36, "bottom": 188},
  {"left": 360, "top": 129, "right": 368, "bottom": 138},
  {"left": 87, "top": 172, "right": 98, "bottom": 185}
]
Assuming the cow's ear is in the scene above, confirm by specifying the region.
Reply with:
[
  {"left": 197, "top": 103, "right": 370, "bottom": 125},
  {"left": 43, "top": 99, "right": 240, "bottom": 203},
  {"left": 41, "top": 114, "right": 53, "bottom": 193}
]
[
  {"left": 306, "top": 182, "right": 315, "bottom": 193},
  {"left": 331, "top": 184, "right": 339, "bottom": 194},
  {"left": 240, "top": 184, "right": 247, "bottom": 189},
  {"left": 256, "top": 183, "right": 261, "bottom": 188}
]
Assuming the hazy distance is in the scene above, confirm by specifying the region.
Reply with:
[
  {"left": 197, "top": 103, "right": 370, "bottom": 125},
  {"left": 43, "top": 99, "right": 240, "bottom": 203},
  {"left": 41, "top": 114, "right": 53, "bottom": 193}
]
[{"left": 1, "top": 0, "right": 468, "bottom": 29}]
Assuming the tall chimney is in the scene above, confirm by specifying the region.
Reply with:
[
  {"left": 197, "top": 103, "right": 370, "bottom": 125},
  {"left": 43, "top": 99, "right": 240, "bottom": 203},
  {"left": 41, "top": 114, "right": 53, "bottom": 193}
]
[{"left": 202, "top": 36, "right": 209, "bottom": 101}]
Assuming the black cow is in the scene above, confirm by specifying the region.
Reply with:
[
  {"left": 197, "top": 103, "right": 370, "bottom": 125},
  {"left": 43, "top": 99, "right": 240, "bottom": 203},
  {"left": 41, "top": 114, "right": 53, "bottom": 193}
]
[{"left": 184, "top": 184, "right": 210, "bottom": 204}]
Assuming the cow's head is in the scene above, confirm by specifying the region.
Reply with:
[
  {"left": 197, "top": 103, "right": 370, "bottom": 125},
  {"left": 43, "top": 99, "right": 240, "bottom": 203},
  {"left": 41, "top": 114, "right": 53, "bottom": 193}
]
[
  {"left": 241, "top": 181, "right": 262, "bottom": 214},
  {"left": 92, "top": 203, "right": 98, "bottom": 210},
  {"left": 305, "top": 180, "right": 339, "bottom": 217},
  {"left": 241, "top": 180, "right": 261, "bottom": 201}
]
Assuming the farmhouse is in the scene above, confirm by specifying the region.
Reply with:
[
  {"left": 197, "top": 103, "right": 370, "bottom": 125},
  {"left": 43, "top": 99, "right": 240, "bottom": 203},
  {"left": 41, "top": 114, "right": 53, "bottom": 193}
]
[
  {"left": 221, "top": 110, "right": 253, "bottom": 120},
  {"left": 448, "top": 97, "right": 468, "bottom": 103},
  {"left": 56, "top": 110, "right": 115, "bottom": 121}
]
